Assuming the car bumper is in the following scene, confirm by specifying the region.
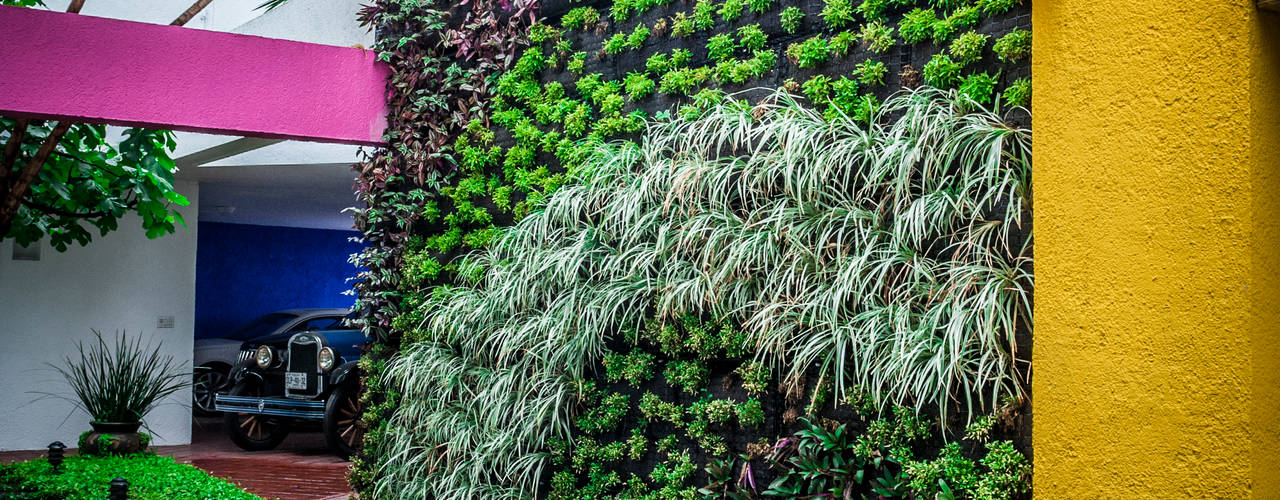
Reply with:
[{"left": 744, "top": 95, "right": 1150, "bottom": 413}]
[{"left": 214, "top": 394, "right": 325, "bottom": 419}]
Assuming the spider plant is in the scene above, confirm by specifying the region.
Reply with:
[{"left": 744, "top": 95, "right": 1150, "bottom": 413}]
[
  {"left": 40, "top": 330, "right": 190, "bottom": 425},
  {"left": 375, "top": 88, "right": 1032, "bottom": 498}
]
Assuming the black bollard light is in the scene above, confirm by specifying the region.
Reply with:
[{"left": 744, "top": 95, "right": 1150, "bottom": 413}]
[
  {"left": 46, "top": 441, "right": 65, "bottom": 472},
  {"left": 108, "top": 477, "right": 129, "bottom": 500}
]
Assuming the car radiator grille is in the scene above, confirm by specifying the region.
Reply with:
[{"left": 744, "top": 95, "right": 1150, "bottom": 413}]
[{"left": 287, "top": 338, "right": 320, "bottom": 398}]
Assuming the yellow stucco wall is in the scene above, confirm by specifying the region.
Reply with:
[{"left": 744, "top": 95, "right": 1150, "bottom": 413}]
[{"left": 1034, "top": 1, "right": 1279, "bottom": 496}]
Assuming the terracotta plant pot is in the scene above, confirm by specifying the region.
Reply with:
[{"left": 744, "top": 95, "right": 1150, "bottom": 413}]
[{"left": 80, "top": 421, "right": 147, "bottom": 455}]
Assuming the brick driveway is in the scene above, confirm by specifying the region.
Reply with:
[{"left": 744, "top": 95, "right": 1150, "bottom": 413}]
[{"left": 0, "top": 417, "right": 353, "bottom": 500}]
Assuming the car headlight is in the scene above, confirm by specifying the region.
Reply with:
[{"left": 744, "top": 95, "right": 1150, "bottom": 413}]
[
  {"left": 318, "top": 347, "right": 336, "bottom": 371},
  {"left": 255, "top": 345, "right": 274, "bottom": 368}
]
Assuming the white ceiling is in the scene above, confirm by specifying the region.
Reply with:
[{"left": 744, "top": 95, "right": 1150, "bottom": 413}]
[{"left": 182, "top": 162, "right": 363, "bottom": 231}]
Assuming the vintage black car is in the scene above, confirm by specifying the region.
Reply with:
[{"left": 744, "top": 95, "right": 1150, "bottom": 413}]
[{"left": 214, "top": 328, "right": 365, "bottom": 457}]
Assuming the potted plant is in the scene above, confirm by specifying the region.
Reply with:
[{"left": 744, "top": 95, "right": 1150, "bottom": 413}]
[{"left": 44, "top": 330, "right": 189, "bottom": 455}]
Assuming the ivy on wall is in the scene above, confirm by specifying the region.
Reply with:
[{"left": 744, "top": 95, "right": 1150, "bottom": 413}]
[{"left": 350, "top": 0, "right": 1032, "bottom": 497}]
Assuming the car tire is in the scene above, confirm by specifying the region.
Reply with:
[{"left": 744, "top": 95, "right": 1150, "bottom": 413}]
[
  {"left": 193, "top": 365, "right": 229, "bottom": 416},
  {"left": 323, "top": 382, "right": 362, "bottom": 459},
  {"left": 223, "top": 379, "right": 289, "bottom": 451}
]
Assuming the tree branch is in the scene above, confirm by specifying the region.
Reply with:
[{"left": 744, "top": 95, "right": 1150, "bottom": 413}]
[
  {"left": 21, "top": 196, "right": 135, "bottom": 219},
  {"left": 1, "top": 118, "right": 29, "bottom": 190},
  {"left": 171, "top": 0, "right": 213, "bottom": 26},
  {"left": 66, "top": 0, "right": 85, "bottom": 13},
  {"left": 0, "top": 121, "right": 71, "bottom": 237}
]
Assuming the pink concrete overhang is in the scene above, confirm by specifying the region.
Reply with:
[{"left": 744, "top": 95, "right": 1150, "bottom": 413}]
[{"left": 0, "top": 5, "right": 389, "bottom": 146}]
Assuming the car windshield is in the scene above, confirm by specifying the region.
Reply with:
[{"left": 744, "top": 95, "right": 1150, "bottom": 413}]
[{"left": 223, "top": 312, "right": 297, "bottom": 341}]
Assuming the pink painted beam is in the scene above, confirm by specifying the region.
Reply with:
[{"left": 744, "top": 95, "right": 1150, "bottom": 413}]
[{"left": 0, "top": 6, "right": 388, "bottom": 146}]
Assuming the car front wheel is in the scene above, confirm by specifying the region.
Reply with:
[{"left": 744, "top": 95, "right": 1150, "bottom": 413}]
[
  {"left": 323, "top": 382, "right": 362, "bottom": 458},
  {"left": 223, "top": 379, "right": 289, "bottom": 451},
  {"left": 193, "top": 366, "right": 228, "bottom": 415}
]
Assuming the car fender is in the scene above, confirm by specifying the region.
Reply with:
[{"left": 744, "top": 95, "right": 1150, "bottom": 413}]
[
  {"left": 230, "top": 366, "right": 264, "bottom": 386},
  {"left": 330, "top": 360, "right": 360, "bottom": 387}
]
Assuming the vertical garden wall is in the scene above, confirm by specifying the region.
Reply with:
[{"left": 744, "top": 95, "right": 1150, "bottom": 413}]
[{"left": 347, "top": 0, "right": 1032, "bottom": 498}]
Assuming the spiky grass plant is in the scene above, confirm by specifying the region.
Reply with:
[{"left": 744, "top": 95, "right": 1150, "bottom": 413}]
[
  {"left": 375, "top": 88, "right": 1031, "bottom": 498},
  {"left": 41, "top": 330, "right": 190, "bottom": 425}
]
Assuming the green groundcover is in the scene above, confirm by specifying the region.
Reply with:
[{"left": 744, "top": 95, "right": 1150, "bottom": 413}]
[{"left": 0, "top": 453, "right": 261, "bottom": 500}]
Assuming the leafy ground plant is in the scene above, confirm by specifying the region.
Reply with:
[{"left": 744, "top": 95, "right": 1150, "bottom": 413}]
[{"left": 0, "top": 453, "right": 260, "bottom": 500}]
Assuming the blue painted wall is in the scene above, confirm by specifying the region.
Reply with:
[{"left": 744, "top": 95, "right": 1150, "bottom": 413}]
[{"left": 195, "top": 222, "right": 363, "bottom": 339}]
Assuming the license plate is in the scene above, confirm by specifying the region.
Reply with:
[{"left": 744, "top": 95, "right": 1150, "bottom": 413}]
[{"left": 285, "top": 372, "right": 308, "bottom": 390}]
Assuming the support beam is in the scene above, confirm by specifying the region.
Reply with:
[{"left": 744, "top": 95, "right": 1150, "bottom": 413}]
[
  {"left": 175, "top": 137, "right": 281, "bottom": 168},
  {"left": 0, "top": 6, "right": 388, "bottom": 146}
]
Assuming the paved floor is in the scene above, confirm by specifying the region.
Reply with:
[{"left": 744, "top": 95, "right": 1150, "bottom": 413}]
[{"left": 0, "top": 417, "right": 353, "bottom": 500}]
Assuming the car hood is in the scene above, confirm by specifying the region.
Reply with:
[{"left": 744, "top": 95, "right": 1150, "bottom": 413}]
[
  {"left": 243, "top": 329, "right": 368, "bottom": 353},
  {"left": 195, "top": 338, "right": 242, "bottom": 351}
]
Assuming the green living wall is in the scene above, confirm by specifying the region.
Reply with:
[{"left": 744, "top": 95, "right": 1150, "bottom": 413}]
[{"left": 346, "top": 0, "right": 1032, "bottom": 498}]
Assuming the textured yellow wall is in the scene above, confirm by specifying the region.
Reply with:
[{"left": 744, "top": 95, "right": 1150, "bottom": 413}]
[
  {"left": 1250, "top": 7, "right": 1280, "bottom": 496},
  {"left": 1034, "top": 1, "right": 1279, "bottom": 496}
]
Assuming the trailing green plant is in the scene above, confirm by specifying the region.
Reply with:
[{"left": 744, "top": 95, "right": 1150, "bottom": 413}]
[
  {"left": 748, "top": 0, "right": 774, "bottom": 14},
  {"left": 856, "top": 0, "right": 890, "bottom": 22},
  {"left": 949, "top": 30, "right": 989, "bottom": 64},
  {"left": 694, "top": 0, "right": 716, "bottom": 30},
  {"left": 375, "top": 89, "right": 1031, "bottom": 497},
  {"left": 707, "top": 33, "right": 737, "bottom": 62},
  {"left": 780, "top": 6, "right": 803, "bottom": 34},
  {"left": 561, "top": 6, "right": 600, "bottom": 30},
  {"left": 993, "top": 28, "right": 1031, "bottom": 62},
  {"left": 670, "top": 11, "right": 695, "bottom": 37},
  {"left": 958, "top": 72, "right": 1000, "bottom": 105},
  {"left": 628, "top": 25, "right": 651, "bottom": 50},
  {"left": 827, "top": 31, "right": 857, "bottom": 58},
  {"left": 719, "top": 0, "right": 745, "bottom": 23},
  {"left": 1003, "top": 78, "right": 1031, "bottom": 107},
  {"left": 922, "top": 53, "right": 963, "bottom": 87},
  {"left": 788, "top": 36, "right": 830, "bottom": 69},
  {"left": 737, "top": 24, "right": 767, "bottom": 51},
  {"left": 856, "top": 59, "right": 888, "bottom": 86},
  {"left": 623, "top": 72, "right": 657, "bottom": 101},
  {"left": 822, "top": 0, "right": 856, "bottom": 29},
  {"left": 37, "top": 330, "right": 189, "bottom": 427},
  {"left": 898, "top": 8, "right": 938, "bottom": 44},
  {"left": 665, "top": 359, "right": 711, "bottom": 394},
  {"left": 859, "top": 21, "right": 895, "bottom": 53},
  {"left": 604, "top": 33, "right": 629, "bottom": 55},
  {"left": 978, "top": 0, "right": 1021, "bottom": 16}
]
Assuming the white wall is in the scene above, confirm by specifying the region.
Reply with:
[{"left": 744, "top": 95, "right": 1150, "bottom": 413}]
[{"left": 0, "top": 181, "right": 199, "bottom": 451}]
